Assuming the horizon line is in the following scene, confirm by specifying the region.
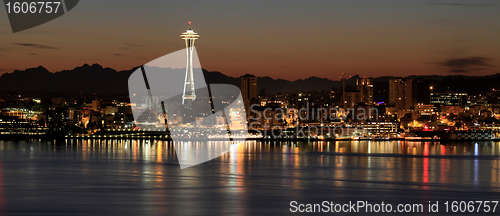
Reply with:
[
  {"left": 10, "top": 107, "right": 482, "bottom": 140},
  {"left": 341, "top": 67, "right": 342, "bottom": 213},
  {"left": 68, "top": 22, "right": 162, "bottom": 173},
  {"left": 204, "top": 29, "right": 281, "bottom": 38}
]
[{"left": 2, "top": 63, "right": 500, "bottom": 82}]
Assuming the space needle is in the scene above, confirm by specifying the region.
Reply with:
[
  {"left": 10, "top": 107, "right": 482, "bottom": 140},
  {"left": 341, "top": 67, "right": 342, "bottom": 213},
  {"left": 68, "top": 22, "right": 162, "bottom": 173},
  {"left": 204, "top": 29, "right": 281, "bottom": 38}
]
[{"left": 180, "top": 21, "right": 199, "bottom": 106}]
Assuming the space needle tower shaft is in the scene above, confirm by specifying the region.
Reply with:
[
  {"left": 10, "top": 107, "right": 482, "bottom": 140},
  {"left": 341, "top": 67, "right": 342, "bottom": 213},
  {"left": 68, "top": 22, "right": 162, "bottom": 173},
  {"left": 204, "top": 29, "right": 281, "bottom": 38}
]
[{"left": 180, "top": 21, "right": 199, "bottom": 106}]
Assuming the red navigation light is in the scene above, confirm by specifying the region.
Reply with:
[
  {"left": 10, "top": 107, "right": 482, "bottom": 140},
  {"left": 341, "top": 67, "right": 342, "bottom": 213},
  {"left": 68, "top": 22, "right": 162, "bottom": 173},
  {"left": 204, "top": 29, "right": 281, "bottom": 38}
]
[
  {"left": 189, "top": 21, "right": 191, "bottom": 25},
  {"left": 424, "top": 125, "right": 429, "bottom": 130}
]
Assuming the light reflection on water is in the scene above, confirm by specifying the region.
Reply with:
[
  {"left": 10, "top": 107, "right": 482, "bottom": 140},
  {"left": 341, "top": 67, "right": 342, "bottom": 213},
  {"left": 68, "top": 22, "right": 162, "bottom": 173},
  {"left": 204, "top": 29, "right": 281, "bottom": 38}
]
[{"left": 0, "top": 140, "right": 499, "bottom": 215}]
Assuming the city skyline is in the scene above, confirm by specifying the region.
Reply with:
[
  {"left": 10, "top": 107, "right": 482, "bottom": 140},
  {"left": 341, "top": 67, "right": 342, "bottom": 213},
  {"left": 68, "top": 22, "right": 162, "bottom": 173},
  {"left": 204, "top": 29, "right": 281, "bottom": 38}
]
[
  {"left": 2, "top": 2, "right": 500, "bottom": 215},
  {"left": 1, "top": 0, "right": 499, "bottom": 80}
]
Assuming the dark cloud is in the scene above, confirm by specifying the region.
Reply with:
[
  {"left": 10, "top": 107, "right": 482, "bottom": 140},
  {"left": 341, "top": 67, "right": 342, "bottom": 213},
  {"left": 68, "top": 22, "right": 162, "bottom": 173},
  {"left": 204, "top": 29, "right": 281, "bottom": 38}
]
[
  {"left": 430, "top": 2, "right": 496, "bottom": 7},
  {"left": 425, "top": 18, "right": 464, "bottom": 27},
  {"left": 125, "top": 43, "right": 147, "bottom": 48},
  {"left": 119, "top": 43, "right": 147, "bottom": 52},
  {"left": 114, "top": 54, "right": 123, "bottom": 56},
  {"left": 14, "top": 43, "right": 58, "bottom": 49},
  {"left": 0, "top": 47, "right": 12, "bottom": 52},
  {"left": 29, "top": 53, "right": 38, "bottom": 55},
  {"left": 438, "top": 57, "right": 492, "bottom": 73}
]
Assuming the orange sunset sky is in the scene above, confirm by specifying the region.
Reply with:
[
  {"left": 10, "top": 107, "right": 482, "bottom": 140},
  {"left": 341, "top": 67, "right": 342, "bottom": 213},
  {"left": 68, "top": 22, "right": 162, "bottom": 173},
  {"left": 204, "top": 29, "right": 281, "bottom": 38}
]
[{"left": 1, "top": 0, "right": 499, "bottom": 80}]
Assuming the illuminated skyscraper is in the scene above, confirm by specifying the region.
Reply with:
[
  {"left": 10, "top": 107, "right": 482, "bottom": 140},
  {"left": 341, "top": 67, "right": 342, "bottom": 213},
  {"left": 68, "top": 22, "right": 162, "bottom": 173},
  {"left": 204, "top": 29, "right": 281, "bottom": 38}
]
[
  {"left": 241, "top": 74, "right": 258, "bottom": 104},
  {"left": 389, "top": 77, "right": 413, "bottom": 110},
  {"left": 241, "top": 74, "right": 257, "bottom": 118},
  {"left": 180, "top": 22, "right": 199, "bottom": 106},
  {"left": 430, "top": 93, "right": 467, "bottom": 108},
  {"left": 356, "top": 78, "right": 373, "bottom": 105}
]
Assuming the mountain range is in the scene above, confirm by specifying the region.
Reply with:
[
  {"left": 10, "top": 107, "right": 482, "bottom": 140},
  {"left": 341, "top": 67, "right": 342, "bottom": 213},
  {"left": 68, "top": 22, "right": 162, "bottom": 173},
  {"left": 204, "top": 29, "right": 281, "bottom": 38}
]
[{"left": 1, "top": 64, "right": 500, "bottom": 101}]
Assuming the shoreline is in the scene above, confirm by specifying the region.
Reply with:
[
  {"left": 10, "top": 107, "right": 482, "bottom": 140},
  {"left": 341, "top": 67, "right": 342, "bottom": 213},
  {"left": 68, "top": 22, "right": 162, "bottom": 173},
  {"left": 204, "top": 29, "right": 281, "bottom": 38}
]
[{"left": 1, "top": 135, "right": 499, "bottom": 142}]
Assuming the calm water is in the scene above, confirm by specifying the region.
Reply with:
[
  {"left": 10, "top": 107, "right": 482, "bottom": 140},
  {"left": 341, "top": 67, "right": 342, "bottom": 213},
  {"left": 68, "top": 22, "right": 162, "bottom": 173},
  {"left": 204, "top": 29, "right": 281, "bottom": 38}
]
[{"left": 0, "top": 140, "right": 500, "bottom": 215}]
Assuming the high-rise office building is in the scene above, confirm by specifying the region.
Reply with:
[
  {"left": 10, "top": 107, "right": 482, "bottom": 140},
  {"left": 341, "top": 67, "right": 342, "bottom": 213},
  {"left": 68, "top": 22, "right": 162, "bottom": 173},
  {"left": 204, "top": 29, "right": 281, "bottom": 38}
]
[
  {"left": 356, "top": 78, "right": 373, "bottom": 105},
  {"left": 344, "top": 91, "right": 361, "bottom": 108},
  {"left": 430, "top": 93, "right": 467, "bottom": 108},
  {"left": 241, "top": 74, "right": 258, "bottom": 114},
  {"left": 414, "top": 77, "right": 431, "bottom": 104},
  {"left": 389, "top": 77, "right": 414, "bottom": 110}
]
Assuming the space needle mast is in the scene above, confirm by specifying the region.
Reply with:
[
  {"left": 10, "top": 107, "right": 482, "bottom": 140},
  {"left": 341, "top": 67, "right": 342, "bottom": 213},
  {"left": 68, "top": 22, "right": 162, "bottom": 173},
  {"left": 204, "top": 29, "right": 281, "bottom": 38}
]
[{"left": 180, "top": 21, "right": 200, "bottom": 106}]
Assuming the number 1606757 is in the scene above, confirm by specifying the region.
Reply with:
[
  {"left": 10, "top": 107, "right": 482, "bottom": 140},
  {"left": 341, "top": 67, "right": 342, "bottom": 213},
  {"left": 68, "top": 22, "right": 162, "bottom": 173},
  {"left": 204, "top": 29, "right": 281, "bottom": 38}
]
[
  {"left": 444, "top": 201, "right": 498, "bottom": 213},
  {"left": 5, "top": 1, "right": 62, "bottom": 14}
]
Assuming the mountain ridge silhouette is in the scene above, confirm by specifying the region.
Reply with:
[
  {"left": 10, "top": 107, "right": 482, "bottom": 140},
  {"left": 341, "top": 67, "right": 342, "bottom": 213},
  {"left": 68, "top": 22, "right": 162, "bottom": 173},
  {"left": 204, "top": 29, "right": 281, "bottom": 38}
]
[{"left": 1, "top": 64, "right": 499, "bottom": 98}]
